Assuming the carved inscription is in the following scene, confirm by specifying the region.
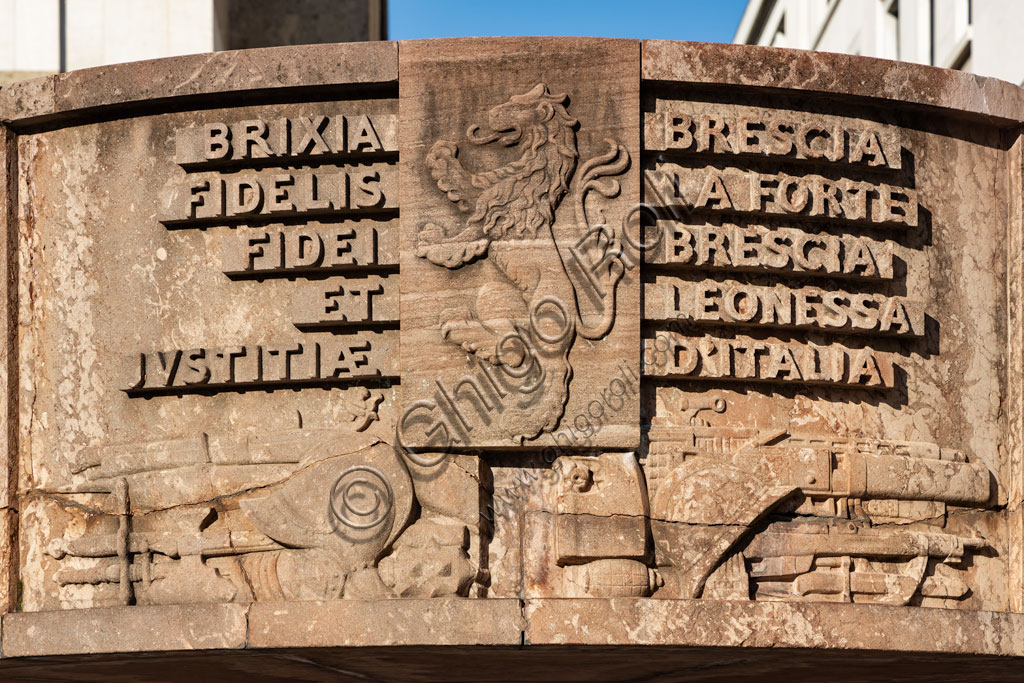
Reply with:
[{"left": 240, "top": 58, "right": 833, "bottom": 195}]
[
  {"left": 646, "top": 280, "right": 924, "bottom": 337},
  {"left": 644, "top": 332, "right": 895, "bottom": 388},
  {"left": 642, "top": 106, "right": 924, "bottom": 390},
  {"left": 175, "top": 114, "right": 397, "bottom": 167},
  {"left": 644, "top": 112, "right": 902, "bottom": 168},
  {"left": 127, "top": 106, "right": 399, "bottom": 396},
  {"left": 646, "top": 166, "right": 917, "bottom": 227},
  {"left": 221, "top": 220, "right": 398, "bottom": 276},
  {"left": 292, "top": 275, "right": 398, "bottom": 328},
  {"left": 125, "top": 333, "right": 397, "bottom": 394},
  {"left": 644, "top": 220, "right": 894, "bottom": 280},
  {"left": 161, "top": 165, "right": 396, "bottom": 226}
]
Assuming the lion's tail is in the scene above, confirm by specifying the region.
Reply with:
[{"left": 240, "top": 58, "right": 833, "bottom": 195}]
[
  {"left": 568, "top": 140, "right": 630, "bottom": 340},
  {"left": 576, "top": 272, "right": 622, "bottom": 339}
]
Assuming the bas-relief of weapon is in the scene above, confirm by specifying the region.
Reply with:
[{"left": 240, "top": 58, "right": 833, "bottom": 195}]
[
  {"left": 49, "top": 528, "right": 283, "bottom": 565},
  {"left": 64, "top": 427, "right": 382, "bottom": 509},
  {"left": 67, "top": 385, "right": 383, "bottom": 487},
  {"left": 647, "top": 395, "right": 995, "bottom": 604},
  {"left": 647, "top": 401, "right": 993, "bottom": 511},
  {"left": 744, "top": 520, "right": 982, "bottom": 604},
  {"left": 49, "top": 439, "right": 417, "bottom": 605},
  {"left": 48, "top": 427, "right": 358, "bottom": 602},
  {"left": 47, "top": 478, "right": 284, "bottom": 604},
  {"left": 746, "top": 522, "right": 988, "bottom": 562}
]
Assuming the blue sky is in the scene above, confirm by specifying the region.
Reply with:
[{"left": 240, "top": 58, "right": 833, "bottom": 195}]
[{"left": 388, "top": 0, "right": 748, "bottom": 43}]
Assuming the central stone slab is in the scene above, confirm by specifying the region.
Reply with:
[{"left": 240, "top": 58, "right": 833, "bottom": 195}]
[{"left": 398, "top": 38, "right": 641, "bottom": 450}]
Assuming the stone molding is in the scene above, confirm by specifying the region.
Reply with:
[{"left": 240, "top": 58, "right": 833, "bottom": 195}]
[
  {"left": 2, "top": 39, "right": 1024, "bottom": 126},
  {"left": 4, "top": 599, "right": 1024, "bottom": 658}
]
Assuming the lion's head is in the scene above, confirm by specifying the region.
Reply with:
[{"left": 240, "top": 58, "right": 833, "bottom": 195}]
[{"left": 465, "top": 83, "right": 579, "bottom": 240}]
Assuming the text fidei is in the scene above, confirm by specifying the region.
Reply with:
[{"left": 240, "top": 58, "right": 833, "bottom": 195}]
[{"left": 221, "top": 222, "right": 397, "bottom": 275}]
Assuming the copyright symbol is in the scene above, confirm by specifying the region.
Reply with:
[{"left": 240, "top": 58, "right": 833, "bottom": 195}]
[{"left": 329, "top": 466, "right": 393, "bottom": 531}]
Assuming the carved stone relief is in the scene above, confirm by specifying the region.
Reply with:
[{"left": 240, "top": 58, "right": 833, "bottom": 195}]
[
  {"left": 4, "top": 38, "right": 1016, "bottom": 632},
  {"left": 411, "top": 83, "right": 630, "bottom": 443},
  {"left": 636, "top": 90, "right": 1008, "bottom": 612},
  {"left": 647, "top": 391, "right": 992, "bottom": 605},
  {"left": 399, "top": 38, "right": 641, "bottom": 450}
]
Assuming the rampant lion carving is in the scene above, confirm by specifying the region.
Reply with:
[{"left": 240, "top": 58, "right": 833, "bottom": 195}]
[{"left": 415, "top": 83, "right": 630, "bottom": 442}]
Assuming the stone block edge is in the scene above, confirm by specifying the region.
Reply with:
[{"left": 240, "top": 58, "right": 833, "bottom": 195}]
[{"left": 3, "top": 599, "right": 1024, "bottom": 659}]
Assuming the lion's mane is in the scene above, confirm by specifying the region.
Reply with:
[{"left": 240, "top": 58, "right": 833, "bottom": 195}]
[{"left": 467, "top": 88, "right": 578, "bottom": 240}]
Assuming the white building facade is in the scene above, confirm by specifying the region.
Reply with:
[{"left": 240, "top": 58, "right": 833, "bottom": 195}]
[
  {"left": 734, "top": 0, "right": 1024, "bottom": 86},
  {"left": 0, "top": 0, "right": 386, "bottom": 85}
]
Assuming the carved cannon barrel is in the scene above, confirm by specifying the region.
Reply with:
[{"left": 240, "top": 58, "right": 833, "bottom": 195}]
[
  {"left": 744, "top": 526, "right": 988, "bottom": 562},
  {"left": 844, "top": 451, "right": 994, "bottom": 505},
  {"left": 2, "top": 37, "right": 1024, "bottom": 677}
]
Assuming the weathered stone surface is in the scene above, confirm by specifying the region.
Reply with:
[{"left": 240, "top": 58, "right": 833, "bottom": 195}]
[
  {"left": 0, "top": 125, "right": 14, "bottom": 615},
  {"left": 2, "top": 603, "right": 248, "bottom": 656},
  {"left": 0, "top": 124, "right": 13, "bottom": 511},
  {"left": 0, "top": 507, "right": 15, "bottom": 612},
  {"left": 525, "top": 599, "right": 1024, "bottom": 656},
  {"left": 247, "top": 598, "right": 523, "bottom": 647},
  {"left": 0, "top": 75, "right": 56, "bottom": 124},
  {"left": 2, "top": 37, "right": 1024, "bottom": 670},
  {"left": 642, "top": 40, "right": 1024, "bottom": 125},
  {"left": 1, "top": 41, "right": 397, "bottom": 124}
]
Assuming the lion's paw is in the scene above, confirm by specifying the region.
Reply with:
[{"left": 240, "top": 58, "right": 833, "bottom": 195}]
[{"left": 416, "top": 222, "right": 448, "bottom": 246}]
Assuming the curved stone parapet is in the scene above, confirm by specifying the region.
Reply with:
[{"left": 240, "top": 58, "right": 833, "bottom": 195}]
[{"left": 2, "top": 37, "right": 1024, "bottom": 676}]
